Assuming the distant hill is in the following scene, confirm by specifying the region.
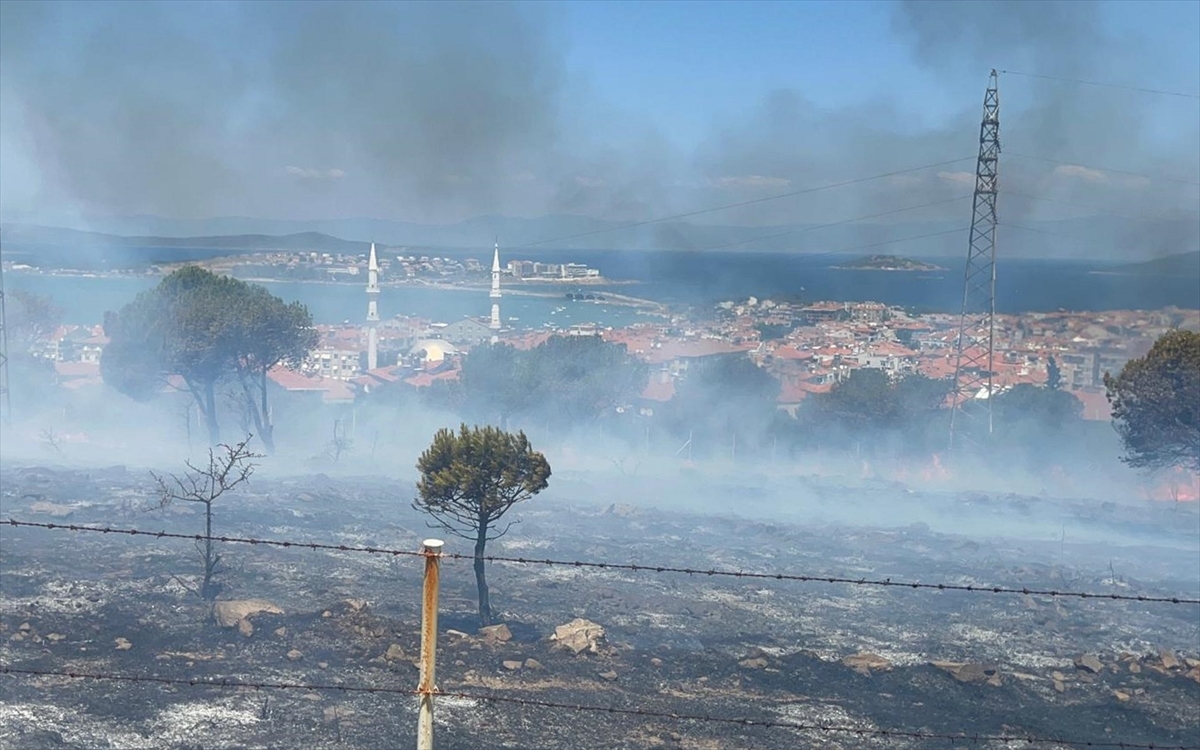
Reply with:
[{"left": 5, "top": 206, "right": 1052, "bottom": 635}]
[
  {"left": 1111, "top": 251, "right": 1200, "bottom": 277},
  {"left": 0, "top": 224, "right": 364, "bottom": 252},
  {"left": 0, "top": 225, "right": 371, "bottom": 270},
  {"left": 1, "top": 209, "right": 1196, "bottom": 261}
]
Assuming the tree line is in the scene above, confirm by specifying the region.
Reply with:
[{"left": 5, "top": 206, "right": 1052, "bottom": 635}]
[{"left": 6, "top": 265, "right": 1196, "bottom": 473}]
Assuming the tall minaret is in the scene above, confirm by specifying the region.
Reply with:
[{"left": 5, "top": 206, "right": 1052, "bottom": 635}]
[
  {"left": 489, "top": 239, "right": 502, "bottom": 344},
  {"left": 366, "top": 242, "right": 380, "bottom": 371}
]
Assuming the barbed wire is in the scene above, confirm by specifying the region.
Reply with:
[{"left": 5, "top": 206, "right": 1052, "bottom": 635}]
[
  {"left": 2, "top": 665, "right": 1194, "bottom": 750},
  {"left": 6, "top": 519, "right": 1198, "bottom": 605}
]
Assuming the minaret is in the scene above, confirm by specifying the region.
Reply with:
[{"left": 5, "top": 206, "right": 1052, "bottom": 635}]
[
  {"left": 489, "top": 239, "right": 501, "bottom": 344},
  {"left": 366, "top": 242, "right": 380, "bottom": 371}
]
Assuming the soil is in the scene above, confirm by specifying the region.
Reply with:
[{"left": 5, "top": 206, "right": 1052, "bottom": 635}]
[{"left": 1, "top": 464, "right": 1197, "bottom": 749}]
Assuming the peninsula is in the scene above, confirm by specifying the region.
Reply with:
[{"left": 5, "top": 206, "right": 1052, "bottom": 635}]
[{"left": 833, "top": 254, "right": 946, "bottom": 272}]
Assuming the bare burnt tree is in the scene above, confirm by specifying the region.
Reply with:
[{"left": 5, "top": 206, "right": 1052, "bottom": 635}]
[
  {"left": 39, "top": 428, "right": 64, "bottom": 456},
  {"left": 325, "top": 418, "right": 353, "bottom": 464},
  {"left": 152, "top": 435, "right": 261, "bottom": 600}
]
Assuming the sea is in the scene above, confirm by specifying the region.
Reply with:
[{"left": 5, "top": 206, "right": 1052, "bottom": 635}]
[{"left": 5, "top": 250, "right": 1198, "bottom": 328}]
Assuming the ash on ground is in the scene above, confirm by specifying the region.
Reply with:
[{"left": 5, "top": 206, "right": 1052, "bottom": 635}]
[{"left": 1, "top": 464, "right": 1198, "bottom": 749}]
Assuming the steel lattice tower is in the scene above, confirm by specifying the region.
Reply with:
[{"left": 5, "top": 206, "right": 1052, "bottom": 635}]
[{"left": 948, "top": 70, "right": 1000, "bottom": 451}]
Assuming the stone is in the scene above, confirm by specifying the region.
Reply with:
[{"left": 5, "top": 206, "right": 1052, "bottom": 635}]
[
  {"left": 931, "top": 661, "right": 998, "bottom": 684},
  {"left": 1051, "top": 671, "right": 1066, "bottom": 682},
  {"left": 1159, "top": 649, "right": 1180, "bottom": 670},
  {"left": 1187, "top": 666, "right": 1200, "bottom": 684},
  {"left": 274, "top": 627, "right": 287, "bottom": 638},
  {"left": 1074, "top": 654, "right": 1103, "bottom": 674},
  {"left": 1185, "top": 657, "right": 1200, "bottom": 669},
  {"left": 1113, "top": 690, "right": 1130, "bottom": 702},
  {"left": 45, "top": 633, "right": 65, "bottom": 643},
  {"left": 479, "top": 624, "right": 512, "bottom": 644},
  {"left": 1053, "top": 680, "right": 1065, "bottom": 693},
  {"left": 523, "top": 658, "right": 543, "bottom": 670},
  {"left": 114, "top": 638, "right": 132, "bottom": 651},
  {"left": 318, "top": 662, "right": 329, "bottom": 669},
  {"left": 287, "top": 649, "right": 303, "bottom": 661},
  {"left": 323, "top": 706, "right": 354, "bottom": 723},
  {"left": 344, "top": 599, "right": 368, "bottom": 612},
  {"left": 738, "top": 657, "right": 769, "bottom": 670},
  {"left": 550, "top": 618, "right": 605, "bottom": 656},
  {"left": 1129, "top": 662, "right": 1141, "bottom": 674},
  {"left": 385, "top": 644, "right": 406, "bottom": 662},
  {"left": 29, "top": 501, "right": 74, "bottom": 518},
  {"left": 213, "top": 600, "right": 283, "bottom": 628},
  {"left": 502, "top": 660, "right": 523, "bottom": 671},
  {"left": 18, "top": 623, "right": 31, "bottom": 632},
  {"left": 446, "top": 629, "right": 470, "bottom": 639},
  {"left": 598, "top": 670, "right": 618, "bottom": 681},
  {"left": 650, "top": 658, "right": 663, "bottom": 667},
  {"left": 237, "top": 619, "right": 254, "bottom": 638},
  {"left": 842, "top": 652, "right": 893, "bottom": 676}
]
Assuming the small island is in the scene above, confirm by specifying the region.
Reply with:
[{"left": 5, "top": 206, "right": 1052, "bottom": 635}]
[{"left": 832, "top": 254, "right": 947, "bottom": 272}]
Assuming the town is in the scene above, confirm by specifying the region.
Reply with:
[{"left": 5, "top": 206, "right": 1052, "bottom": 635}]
[
  {"left": 29, "top": 244, "right": 1197, "bottom": 424},
  {"left": 173, "top": 249, "right": 606, "bottom": 285}
]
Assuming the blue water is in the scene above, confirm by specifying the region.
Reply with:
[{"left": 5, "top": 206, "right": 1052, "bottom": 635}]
[
  {"left": 6, "top": 251, "right": 1197, "bottom": 327},
  {"left": 4, "top": 274, "right": 657, "bottom": 328}
]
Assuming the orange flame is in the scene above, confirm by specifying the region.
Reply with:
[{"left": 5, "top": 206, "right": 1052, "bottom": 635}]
[
  {"left": 919, "top": 453, "right": 951, "bottom": 483},
  {"left": 1143, "top": 466, "right": 1200, "bottom": 503}
]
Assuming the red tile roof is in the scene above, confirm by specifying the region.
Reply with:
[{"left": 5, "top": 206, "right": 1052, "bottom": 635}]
[{"left": 1070, "top": 387, "right": 1113, "bottom": 421}]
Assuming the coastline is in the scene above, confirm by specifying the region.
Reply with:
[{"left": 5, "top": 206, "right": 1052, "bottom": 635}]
[{"left": 830, "top": 265, "right": 947, "bottom": 272}]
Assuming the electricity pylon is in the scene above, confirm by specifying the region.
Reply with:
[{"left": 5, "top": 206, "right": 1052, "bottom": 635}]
[{"left": 948, "top": 70, "right": 1000, "bottom": 451}]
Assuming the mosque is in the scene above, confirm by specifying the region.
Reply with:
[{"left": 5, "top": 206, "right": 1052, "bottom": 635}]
[{"left": 364, "top": 241, "right": 503, "bottom": 371}]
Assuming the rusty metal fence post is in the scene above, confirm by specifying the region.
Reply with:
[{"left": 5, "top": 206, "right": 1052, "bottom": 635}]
[{"left": 417, "top": 539, "right": 444, "bottom": 750}]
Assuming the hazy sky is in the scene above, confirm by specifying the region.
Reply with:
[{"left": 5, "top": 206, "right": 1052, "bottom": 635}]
[{"left": 1, "top": 0, "right": 1197, "bottom": 231}]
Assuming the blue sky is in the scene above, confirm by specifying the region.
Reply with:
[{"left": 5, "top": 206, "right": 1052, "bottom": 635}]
[
  {"left": 558, "top": 0, "right": 1199, "bottom": 147},
  {"left": 0, "top": 0, "right": 1197, "bottom": 232}
]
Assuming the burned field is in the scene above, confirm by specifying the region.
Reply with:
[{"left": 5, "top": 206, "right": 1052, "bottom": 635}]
[{"left": 1, "top": 464, "right": 1198, "bottom": 749}]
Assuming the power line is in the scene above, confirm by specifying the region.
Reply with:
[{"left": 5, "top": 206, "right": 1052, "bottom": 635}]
[
  {"left": 1006, "top": 152, "right": 1200, "bottom": 188},
  {"left": 515, "top": 157, "right": 976, "bottom": 250},
  {"left": 687, "top": 195, "right": 971, "bottom": 254},
  {"left": 1, "top": 666, "right": 1194, "bottom": 750},
  {"left": 1004, "top": 189, "right": 1166, "bottom": 222},
  {"left": 998, "top": 69, "right": 1200, "bottom": 101},
  {"left": 799, "top": 226, "right": 967, "bottom": 262},
  {"left": 6, "top": 519, "right": 1196, "bottom": 605}
]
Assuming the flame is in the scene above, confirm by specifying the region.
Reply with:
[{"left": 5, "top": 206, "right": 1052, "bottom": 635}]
[
  {"left": 1143, "top": 466, "right": 1200, "bottom": 503},
  {"left": 919, "top": 453, "right": 951, "bottom": 483}
]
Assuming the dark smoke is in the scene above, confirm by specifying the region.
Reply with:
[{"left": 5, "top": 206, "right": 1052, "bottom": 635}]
[{"left": 0, "top": 0, "right": 1195, "bottom": 258}]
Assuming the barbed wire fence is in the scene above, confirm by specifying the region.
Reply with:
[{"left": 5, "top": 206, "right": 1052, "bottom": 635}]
[
  {"left": 5, "top": 519, "right": 1197, "bottom": 605},
  {"left": 1, "top": 666, "right": 1195, "bottom": 750},
  {"left": 2, "top": 517, "right": 1199, "bottom": 749}
]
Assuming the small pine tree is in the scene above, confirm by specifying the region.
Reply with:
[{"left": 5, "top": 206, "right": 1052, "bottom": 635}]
[{"left": 414, "top": 424, "right": 551, "bottom": 625}]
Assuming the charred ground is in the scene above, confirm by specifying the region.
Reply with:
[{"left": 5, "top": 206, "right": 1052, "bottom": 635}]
[{"left": 1, "top": 464, "right": 1198, "bottom": 749}]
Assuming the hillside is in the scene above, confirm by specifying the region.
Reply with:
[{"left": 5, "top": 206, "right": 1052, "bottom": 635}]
[
  {"left": 0, "top": 224, "right": 364, "bottom": 252},
  {"left": 832, "top": 254, "right": 946, "bottom": 271},
  {"left": 1112, "top": 251, "right": 1200, "bottom": 277}
]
